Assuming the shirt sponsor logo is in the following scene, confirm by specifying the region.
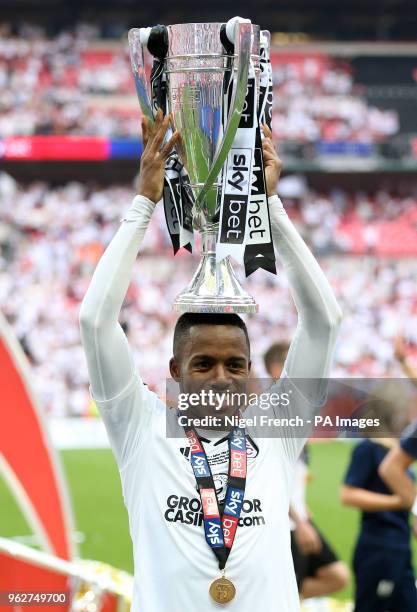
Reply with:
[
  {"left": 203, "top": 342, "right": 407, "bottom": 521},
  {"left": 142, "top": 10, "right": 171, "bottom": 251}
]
[
  {"left": 164, "top": 495, "right": 264, "bottom": 528},
  {"left": 201, "top": 488, "right": 219, "bottom": 518},
  {"left": 230, "top": 449, "right": 247, "bottom": 478},
  {"left": 191, "top": 452, "right": 210, "bottom": 478},
  {"left": 224, "top": 487, "right": 244, "bottom": 517}
]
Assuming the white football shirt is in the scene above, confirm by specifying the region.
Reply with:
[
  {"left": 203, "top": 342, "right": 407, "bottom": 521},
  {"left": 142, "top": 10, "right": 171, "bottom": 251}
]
[{"left": 95, "top": 374, "right": 316, "bottom": 612}]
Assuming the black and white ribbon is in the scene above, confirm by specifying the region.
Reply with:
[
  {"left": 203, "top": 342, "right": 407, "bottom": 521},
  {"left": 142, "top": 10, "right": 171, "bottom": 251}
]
[
  {"left": 217, "top": 31, "right": 276, "bottom": 276},
  {"left": 163, "top": 152, "right": 193, "bottom": 253},
  {"left": 148, "top": 31, "right": 193, "bottom": 254},
  {"left": 258, "top": 31, "right": 273, "bottom": 131},
  {"left": 217, "top": 60, "right": 256, "bottom": 266},
  {"left": 244, "top": 31, "right": 276, "bottom": 276}
]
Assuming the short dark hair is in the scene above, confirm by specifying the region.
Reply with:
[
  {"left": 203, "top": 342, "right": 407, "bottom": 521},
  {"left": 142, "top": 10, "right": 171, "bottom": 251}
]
[
  {"left": 173, "top": 312, "right": 250, "bottom": 360},
  {"left": 263, "top": 342, "right": 290, "bottom": 371}
]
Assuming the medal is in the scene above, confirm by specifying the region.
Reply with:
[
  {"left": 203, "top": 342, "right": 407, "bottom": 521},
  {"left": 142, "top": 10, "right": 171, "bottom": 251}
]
[
  {"left": 209, "top": 576, "right": 236, "bottom": 604},
  {"left": 184, "top": 422, "right": 247, "bottom": 604}
]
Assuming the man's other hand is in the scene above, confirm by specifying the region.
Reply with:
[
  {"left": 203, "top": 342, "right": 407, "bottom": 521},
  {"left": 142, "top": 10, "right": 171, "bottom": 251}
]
[
  {"left": 137, "top": 108, "right": 180, "bottom": 204},
  {"left": 262, "top": 124, "right": 282, "bottom": 198}
]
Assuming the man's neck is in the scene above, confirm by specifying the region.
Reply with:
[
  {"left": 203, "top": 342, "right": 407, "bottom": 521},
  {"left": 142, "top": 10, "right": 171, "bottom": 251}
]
[{"left": 196, "top": 427, "right": 230, "bottom": 441}]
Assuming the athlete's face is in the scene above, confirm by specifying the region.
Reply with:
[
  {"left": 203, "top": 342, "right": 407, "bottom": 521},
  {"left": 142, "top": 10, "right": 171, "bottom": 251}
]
[{"left": 169, "top": 324, "right": 251, "bottom": 418}]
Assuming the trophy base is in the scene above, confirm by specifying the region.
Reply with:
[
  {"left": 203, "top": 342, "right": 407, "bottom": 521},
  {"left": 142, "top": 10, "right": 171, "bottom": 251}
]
[{"left": 173, "top": 249, "right": 258, "bottom": 314}]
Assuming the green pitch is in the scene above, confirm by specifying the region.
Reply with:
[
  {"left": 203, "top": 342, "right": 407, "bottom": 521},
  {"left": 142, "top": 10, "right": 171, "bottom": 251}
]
[{"left": 1, "top": 442, "right": 416, "bottom": 601}]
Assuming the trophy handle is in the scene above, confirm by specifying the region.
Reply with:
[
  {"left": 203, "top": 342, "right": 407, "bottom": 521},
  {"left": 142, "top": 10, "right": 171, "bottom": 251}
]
[
  {"left": 128, "top": 28, "right": 154, "bottom": 123},
  {"left": 195, "top": 20, "right": 253, "bottom": 209}
]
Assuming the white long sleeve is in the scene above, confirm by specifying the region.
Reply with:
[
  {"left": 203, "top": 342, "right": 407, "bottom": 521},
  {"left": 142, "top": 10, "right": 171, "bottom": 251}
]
[
  {"left": 79, "top": 195, "right": 155, "bottom": 402},
  {"left": 268, "top": 194, "right": 342, "bottom": 402}
]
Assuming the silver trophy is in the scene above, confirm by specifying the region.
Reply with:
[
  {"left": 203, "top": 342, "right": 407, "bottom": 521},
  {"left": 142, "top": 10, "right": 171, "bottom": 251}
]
[{"left": 129, "top": 19, "right": 265, "bottom": 313}]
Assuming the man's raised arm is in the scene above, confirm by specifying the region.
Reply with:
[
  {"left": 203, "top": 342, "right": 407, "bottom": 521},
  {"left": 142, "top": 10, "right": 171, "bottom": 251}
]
[
  {"left": 78, "top": 112, "right": 178, "bottom": 467},
  {"left": 79, "top": 110, "right": 178, "bottom": 402},
  {"left": 262, "top": 128, "right": 342, "bottom": 398},
  {"left": 269, "top": 194, "right": 342, "bottom": 401},
  {"left": 262, "top": 128, "right": 342, "bottom": 460}
]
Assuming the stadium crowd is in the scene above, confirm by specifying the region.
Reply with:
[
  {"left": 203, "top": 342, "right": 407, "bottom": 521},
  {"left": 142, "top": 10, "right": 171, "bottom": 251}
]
[
  {"left": 0, "top": 23, "right": 136, "bottom": 139},
  {"left": 1, "top": 174, "right": 417, "bottom": 417},
  {"left": 0, "top": 23, "right": 400, "bottom": 143},
  {"left": 281, "top": 177, "right": 417, "bottom": 256},
  {"left": 272, "top": 54, "right": 399, "bottom": 143}
]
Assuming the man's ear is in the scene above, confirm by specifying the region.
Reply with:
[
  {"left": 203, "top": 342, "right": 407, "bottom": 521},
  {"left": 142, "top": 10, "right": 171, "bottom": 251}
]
[{"left": 169, "top": 357, "right": 181, "bottom": 381}]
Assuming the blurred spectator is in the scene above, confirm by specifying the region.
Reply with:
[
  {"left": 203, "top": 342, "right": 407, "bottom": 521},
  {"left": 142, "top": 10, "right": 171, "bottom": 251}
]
[
  {"left": 272, "top": 54, "right": 399, "bottom": 143},
  {"left": 0, "top": 23, "right": 137, "bottom": 139}
]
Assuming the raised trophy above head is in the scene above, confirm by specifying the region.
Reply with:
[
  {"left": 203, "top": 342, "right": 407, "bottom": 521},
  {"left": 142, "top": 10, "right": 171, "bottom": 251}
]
[{"left": 128, "top": 17, "right": 276, "bottom": 314}]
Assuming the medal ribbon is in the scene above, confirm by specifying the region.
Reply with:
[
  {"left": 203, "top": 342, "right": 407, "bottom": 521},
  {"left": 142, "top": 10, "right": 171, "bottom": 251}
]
[{"left": 185, "top": 424, "right": 247, "bottom": 570}]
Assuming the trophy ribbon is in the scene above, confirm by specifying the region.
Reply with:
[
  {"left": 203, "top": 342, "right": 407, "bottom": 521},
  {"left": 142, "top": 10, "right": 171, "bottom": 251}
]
[
  {"left": 130, "top": 26, "right": 194, "bottom": 253},
  {"left": 258, "top": 30, "right": 273, "bottom": 130},
  {"left": 243, "top": 31, "right": 276, "bottom": 276},
  {"left": 217, "top": 59, "right": 257, "bottom": 266},
  {"left": 217, "top": 41, "right": 276, "bottom": 275},
  {"left": 163, "top": 152, "right": 193, "bottom": 253}
]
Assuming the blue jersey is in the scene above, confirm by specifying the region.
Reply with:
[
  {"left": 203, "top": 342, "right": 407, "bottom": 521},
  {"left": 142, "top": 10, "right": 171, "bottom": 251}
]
[
  {"left": 400, "top": 420, "right": 417, "bottom": 460},
  {"left": 344, "top": 439, "right": 413, "bottom": 550}
]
